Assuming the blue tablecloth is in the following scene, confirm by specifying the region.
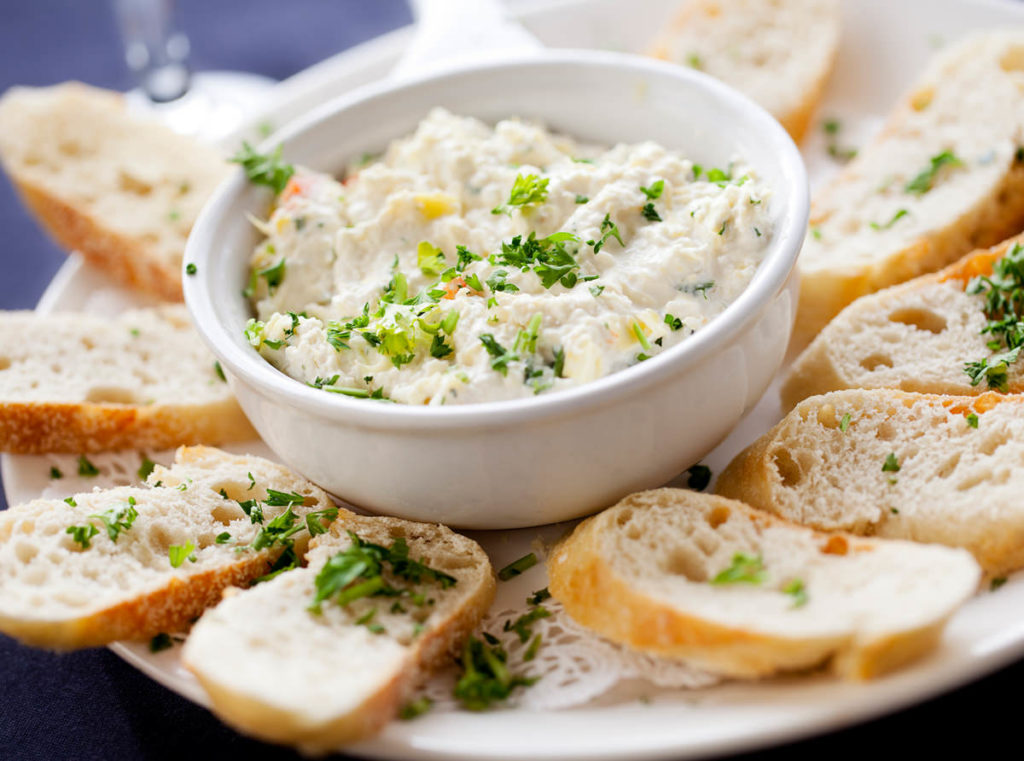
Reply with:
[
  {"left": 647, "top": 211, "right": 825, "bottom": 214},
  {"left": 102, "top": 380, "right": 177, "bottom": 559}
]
[{"left": 0, "top": 2, "right": 1013, "bottom": 758}]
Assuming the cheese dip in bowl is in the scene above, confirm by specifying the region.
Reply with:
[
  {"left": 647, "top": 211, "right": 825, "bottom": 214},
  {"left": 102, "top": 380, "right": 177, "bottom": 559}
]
[
  {"left": 184, "top": 51, "right": 808, "bottom": 529},
  {"left": 247, "top": 109, "right": 772, "bottom": 406}
]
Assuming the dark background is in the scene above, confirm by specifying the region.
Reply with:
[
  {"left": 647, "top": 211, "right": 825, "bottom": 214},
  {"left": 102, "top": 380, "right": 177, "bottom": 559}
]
[{"left": 0, "top": 1, "right": 1009, "bottom": 758}]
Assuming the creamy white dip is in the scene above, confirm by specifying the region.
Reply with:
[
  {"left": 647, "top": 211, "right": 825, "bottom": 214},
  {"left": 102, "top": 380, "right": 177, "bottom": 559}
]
[{"left": 244, "top": 109, "right": 772, "bottom": 405}]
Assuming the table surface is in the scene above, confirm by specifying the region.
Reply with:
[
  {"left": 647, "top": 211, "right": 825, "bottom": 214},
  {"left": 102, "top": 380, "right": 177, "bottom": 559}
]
[{"left": 0, "top": 1, "right": 1015, "bottom": 758}]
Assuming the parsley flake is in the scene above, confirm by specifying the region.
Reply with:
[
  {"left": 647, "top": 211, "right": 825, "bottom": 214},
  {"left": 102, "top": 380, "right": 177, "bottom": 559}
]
[
  {"left": 498, "top": 553, "right": 538, "bottom": 581},
  {"left": 230, "top": 143, "right": 294, "bottom": 194},
  {"left": 711, "top": 553, "right": 766, "bottom": 585},
  {"left": 77, "top": 455, "right": 100, "bottom": 477},
  {"left": 905, "top": 150, "right": 963, "bottom": 195}
]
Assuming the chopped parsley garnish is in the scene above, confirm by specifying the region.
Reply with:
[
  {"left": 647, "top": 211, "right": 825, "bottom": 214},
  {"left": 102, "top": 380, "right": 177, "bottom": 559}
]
[
  {"left": 706, "top": 167, "right": 730, "bottom": 184},
  {"left": 243, "top": 319, "right": 283, "bottom": 351},
  {"left": 504, "top": 606, "right": 551, "bottom": 642},
  {"left": 553, "top": 346, "right": 565, "bottom": 378},
  {"left": 964, "top": 243, "right": 1024, "bottom": 390},
  {"left": 168, "top": 542, "right": 196, "bottom": 568},
  {"left": 575, "top": 194, "right": 589, "bottom": 204},
  {"left": 711, "top": 553, "right": 766, "bottom": 585},
  {"left": 681, "top": 280, "right": 715, "bottom": 299},
  {"left": 264, "top": 488, "right": 306, "bottom": 507},
  {"left": 640, "top": 180, "right": 664, "bottom": 200},
  {"left": 587, "top": 214, "right": 624, "bottom": 253},
  {"left": 480, "top": 334, "right": 518, "bottom": 376},
  {"left": 839, "top": 412, "right": 852, "bottom": 432},
  {"left": 149, "top": 633, "right": 175, "bottom": 653},
  {"left": 185, "top": 263, "right": 197, "bottom": 276},
  {"left": 49, "top": 467, "right": 62, "bottom": 479},
  {"left": 215, "top": 532, "right": 232, "bottom": 544},
  {"left": 641, "top": 203, "right": 662, "bottom": 222},
  {"left": 686, "top": 52, "right": 703, "bottom": 69},
  {"left": 497, "top": 553, "right": 538, "bottom": 581},
  {"left": 66, "top": 523, "right": 99, "bottom": 549},
  {"left": 528, "top": 587, "right": 551, "bottom": 606},
  {"left": 213, "top": 361, "right": 226, "bottom": 382},
  {"left": 822, "top": 119, "right": 857, "bottom": 162},
  {"left": 632, "top": 322, "right": 651, "bottom": 351},
  {"left": 138, "top": 456, "right": 156, "bottom": 481},
  {"left": 492, "top": 231, "right": 583, "bottom": 289},
  {"left": 869, "top": 208, "right": 908, "bottom": 230},
  {"left": 485, "top": 268, "right": 520, "bottom": 295},
  {"left": 309, "top": 531, "right": 456, "bottom": 614},
  {"left": 230, "top": 142, "right": 294, "bottom": 194},
  {"left": 965, "top": 412, "right": 979, "bottom": 428},
  {"left": 92, "top": 499, "right": 139, "bottom": 543},
  {"left": 664, "top": 313, "right": 683, "bottom": 331},
  {"left": 417, "top": 241, "right": 447, "bottom": 276},
  {"left": 77, "top": 455, "right": 100, "bottom": 477},
  {"left": 454, "top": 636, "right": 538, "bottom": 711},
  {"left": 686, "top": 464, "right": 712, "bottom": 491},
  {"left": 64, "top": 497, "right": 77, "bottom": 507},
  {"left": 399, "top": 696, "right": 433, "bottom": 720},
  {"left": 905, "top": 150, "right": 963, "bottom": 195},
  {"left": 882, "top": 453, "right": 901, "bottom": 473},
  {"left": 492, "top": 173, "right": 549, "bottom": 215},
  {"left": 257, "top": 259, "right": 286, "bottom": 292},
  {"left": 456, "top": 245, "right": 482, "bottom": 272},
  {"left": 590, "top": 284, "right": 605, "bottom": 297},
  {"left": 783, "top": 579, "right": 808, "bottom": 607}
]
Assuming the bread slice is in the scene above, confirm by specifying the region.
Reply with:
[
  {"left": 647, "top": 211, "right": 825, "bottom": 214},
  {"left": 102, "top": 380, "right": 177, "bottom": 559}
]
[
  {"left": 783, "top": 235, "right": 1024, "bottom": 409},
  {"left": 0, "top": 446, "right": 335, "bottom": 649},
  {"left": 795, "top": 31, "right": 1024, "bottom": 346},
  {"left": 0, "top": 305, "right": 253, "bottom": 453},
  {"left": 648, "top": 0, "right": 840, "bottom": 142},
  {"left": 548, "top": 488, "right": 979, "bottom": 680},
  {"left": 718, "top": 389, "right": 1024, "bottom": 576},
  {"left": 0, "top": 82, "right": 228, "bottom": 301},
  {"left": 182, "top": 513, "right": 495, "bottom": 751}
]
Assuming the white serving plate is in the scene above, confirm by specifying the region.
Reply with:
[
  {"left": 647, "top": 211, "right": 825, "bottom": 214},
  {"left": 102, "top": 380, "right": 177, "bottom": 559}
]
[{"left": 5, "top": 0, "right": 1024, "bottom": 758}]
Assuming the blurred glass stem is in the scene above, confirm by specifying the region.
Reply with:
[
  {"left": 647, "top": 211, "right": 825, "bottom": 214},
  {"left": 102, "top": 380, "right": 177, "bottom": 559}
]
[{"left": 112, "top": 0, "right": 191, "bottom": 103}]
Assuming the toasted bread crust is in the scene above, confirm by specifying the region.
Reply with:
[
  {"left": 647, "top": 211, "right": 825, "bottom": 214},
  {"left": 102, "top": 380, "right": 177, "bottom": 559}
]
[
  {"left": 0, "top": 399, "right": 254, "bottom": 454},
  {"left": 549, "top": 491, "right": 960, "bottom": 680},
  {"left": 11, "top": 176, "right": 183, "bottom": 301},
  {"left": 648, "top": 0, "right": 837, "bottom": 142},
  {"left": 0, "top": 554, "right": 273, "bottom": 650},
  {"left": 718, "top": 390, "right": 1024, "bottom": 576},
  {"left": 783, "top": 234, "right": 1024, "bottom": 408},
  {"left": 183, "top": 515, "right": 497, "bottom": 751}
]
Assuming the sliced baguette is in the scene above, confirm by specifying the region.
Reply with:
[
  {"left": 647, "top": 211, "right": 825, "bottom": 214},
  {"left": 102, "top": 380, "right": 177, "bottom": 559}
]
[
  {"left": 648, "top": 0, "right": 840, "bottom": 141},
  {"left": 182, "top": 513, "right": 495, "bottom": 751},
  {"left": 0, "top": 82, "right": 228, "bottom": 301},
  {"left": 0, "top": 446, "right": 335, "bottom": 649},
  {"left": 548, "top": 488, "right": 979, "bottom": 680},
  {"left": 795, "top": 31, "right": 1024, "bottom": 346},
  {"left": 0, "top": 306, "right": 253, "bottom": 453},
  {"left": 783, "top": 235, "right": 1024, "bottom": 409},
  {"left": 718, "top": 389, "right": 1024, "bottom": 576}
]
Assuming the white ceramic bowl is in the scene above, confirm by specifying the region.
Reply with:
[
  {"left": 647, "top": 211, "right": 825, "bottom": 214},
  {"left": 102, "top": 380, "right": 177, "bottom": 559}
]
[{"left": 184, "top": 50, "right": 808, "bottom": 529}]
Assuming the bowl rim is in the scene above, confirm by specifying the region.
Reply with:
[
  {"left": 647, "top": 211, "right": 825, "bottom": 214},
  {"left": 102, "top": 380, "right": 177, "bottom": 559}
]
[{"left": 184, "top": 48, "right": 808, "bottom": 431}]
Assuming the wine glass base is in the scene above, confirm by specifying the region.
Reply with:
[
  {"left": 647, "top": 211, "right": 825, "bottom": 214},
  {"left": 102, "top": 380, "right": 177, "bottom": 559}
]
[{"left": 125, "top": 70, "right": 276, "bottom": 145}]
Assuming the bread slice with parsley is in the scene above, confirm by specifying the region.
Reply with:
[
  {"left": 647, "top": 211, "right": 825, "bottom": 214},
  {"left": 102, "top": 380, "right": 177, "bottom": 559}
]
[
  {"left": 548, "top": 488, "right": 979, "bottom": 680},
  {"left": 717, "top": 389, "right": 1024, "bottom": 576},
  {"left": 794, "top": 31, "right": 1024, "bottom": 346},
  {"left": 0, "top": 446, "right": 336, "bottom": 650},
  {"left": 648, "top": 0, "right": 840, "bottom": 142},
  {"left": 0, "top": 82, "right": 228, "bottom": 301},
  {"left": 0, "top": 305, "right": 253, "bottom": 453},
  {"left": 182, "top": 513, "right": 495, "bottom": 752},
  {"left": 782, "top": 235, "right": 1024, "bottom": 409}
]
